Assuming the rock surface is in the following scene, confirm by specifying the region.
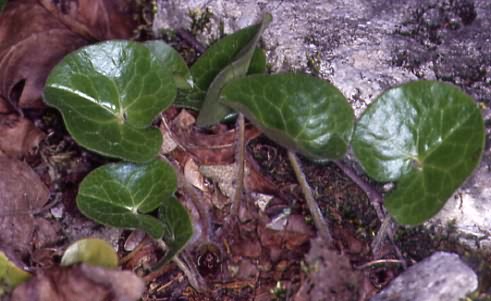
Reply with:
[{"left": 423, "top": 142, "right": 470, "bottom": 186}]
[
  {"left": 153, "top": 0, "right": 491, "bottom": 248},
  {"left": 370, "top": 252, "right": 477, "bottom": 301}
]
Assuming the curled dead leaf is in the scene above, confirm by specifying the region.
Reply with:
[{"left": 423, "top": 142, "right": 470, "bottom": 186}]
[
  {"left": 11, "top": 264, "right": 145, "bottom": 301},
  {"left": 167, "top": 111, "right": 261, "bottom": 165},
  {"left": 0, "top": 114, "right": 45, "bottom": 157},
  {"left": 0, "top": 155, "right": 57, "bottom": 257},
  {"left": 293, "top": 238, "right": 363, "bottom": 301},
  {"left": 0, "top": 0, "right": 138, "bottom": 111}
]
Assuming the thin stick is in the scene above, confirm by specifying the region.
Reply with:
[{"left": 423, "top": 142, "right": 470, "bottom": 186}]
[
  {"left": 152, "top": 240, "right": 206, "bottom": 291},
  {"left": 354, "top": 258, "right": 406, "bottom": 270},
  {"left": 173, "top": 255, "right": 204, "bottom": 291},
  {"left": 287, "top": 151, "right": 333, "bottom": 243},
  {"left": 231, "top": 113, "right": 246, "bottom": 218}
]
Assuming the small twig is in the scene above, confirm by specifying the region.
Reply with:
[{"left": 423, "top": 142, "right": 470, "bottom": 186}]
[
  {"left": 371, "top": 216, "right": 392, "bottom": 256},
  {"left": 334, "top": 160, "right": 384, "bottom": 220},
  {"left": 288, "top": 151, "right": 333, "bottom": 244},
  {"left": 230, "top": 113, "right": 246, "bottom": 218},
  {"left": 174, "top": 253, "right": 207, "bottom": 292},
  {"left": 150, "top": 240, "right": 207, "bottom": 291},
  {"left": 354, "top": 258, "right": 406, "bottom": 270},
  {"left": 176, "top": 28, "right": 206, "bottom": 53}
]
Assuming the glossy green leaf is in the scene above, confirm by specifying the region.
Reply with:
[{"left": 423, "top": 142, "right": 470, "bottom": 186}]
[
  {"left": 196, "top": 13, "right": 272, "bottom": 126},
  {"left": 0, "top": 0, "right": 6, "bottom": 12},
  {"left": 174, "top": 89, "right": 206, "bottom": 111},
  {"left": 220, "top": 73, "right": 355, "bottom": 160},
  {"left": 77, "top": 160, "right": 178, "bottom": 238},
  {"left": 0, "top": 251, "right": 30, "bottom": 295},
  {"left": 158, "top": 197, "right": 193, "bottom": 263},
  {"left": 61, "top": 238, "right": 118, "bottom": 268},
  {"left": 43, "top": 40, "right": 176, "bottom": 163},
  {"left": 352, "top": 80, "right": 485, "bottom": 224},
  {"left": 144, "top": 40, "right": 193, "bottom": 90},
  {"left": 175, "top": 48, "right": 266, "bottom": 111}
]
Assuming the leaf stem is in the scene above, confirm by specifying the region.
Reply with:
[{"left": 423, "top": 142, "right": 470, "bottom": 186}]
[
  {"left": 152, "top": 240, "right": 207, "bottom": 291},
  {"left": 287, "top": 151, "right": 333, "bottom": 244},
  {"left": 333, "top": 160, "right": 405, "bottom": 261},
  {"left": 333, "top": 160, "right": 385, "bottom": 220},
  {"left": 231, "top": 113, "right": 246, "bottom": 218}
]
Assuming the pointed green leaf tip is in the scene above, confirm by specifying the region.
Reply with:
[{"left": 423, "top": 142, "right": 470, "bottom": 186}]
[
  {"left": 0, "top": 251, "right": 31, "bottom": 295},
  {"left": 43, "top": 40, "right": 176, "bottom": 163},
  {"left": 76, "top": 160, "right": 177, "bottom": 239},
  {"left": 220, "top": 73, "right": 354, "bottom": 161},
  {"left": 61, "top": 238, "right": 118, "bottom": 268},
  {"left": 352, "top": 80, "right": 485, "bottom": 225},
  {"left": 196, "top": 13, "right": 272, "bottom": 126}
]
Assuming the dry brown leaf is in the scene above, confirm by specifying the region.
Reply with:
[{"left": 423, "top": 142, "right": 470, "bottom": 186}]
[
  {"left": 39, "top": 0, "right": 138, "bottom": 41},
  {"left": 11, "top": 264, "right": 145, "bottom": 301},
  {"left": 0, "top": 154, "right": 57, "bottom": 257},
  {"left": 259, "top": 214, "right": 313, "bottom": 251},
  {"left": 0, "top": 114, "right": 45, "bottom": 157},
  {"left": 168, "top": 113, "right": 261, "bottom": 165},
  {"left": 0, "top": 0, "right": 138, "bottom": 112},
  {"left": 184, "top": 158, "right": 207, "bottom": 192},
  {"left": 293, "top": 238, "right": 362, "bottom": 301}
]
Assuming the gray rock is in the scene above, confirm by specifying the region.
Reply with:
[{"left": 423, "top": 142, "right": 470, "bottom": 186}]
[
  {"left": 153, "top": 0, "right": 491, "bottom": 249},
  {"left": 370, "top": 252, "right": 477, "bottom": 301}
]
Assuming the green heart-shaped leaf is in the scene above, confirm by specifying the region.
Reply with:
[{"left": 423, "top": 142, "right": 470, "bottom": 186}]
[
  {"left": 158, "top": 197, "right": 193, "bottom": 263},
  {"left": 43, "top": 40, "right": 176, "bottom": 163},
  {"left": 352, "top": 80, "right": 485, "bottom": 224},
  {"left": 220, "top": 73, "right": 355, "bottom": 160},
  {"left": 77, "top": 160, "right": 177, "bottom": 238},
  {"left": 144, "top": 40, "right": 193, "bottom": 90},
  {"left": 61, "top": 238, "right": 118, "bottom": 268},
  {"left": 195, "top": 14, "right": 272, "bottom": 126},
  {"left": 0, "top": 251, "right": 30, "bottom": 295}
]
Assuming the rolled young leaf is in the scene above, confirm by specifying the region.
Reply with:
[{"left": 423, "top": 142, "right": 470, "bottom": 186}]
[
  {"left": 220, "top": 73, "right": 355, "bottom": 161},
  {"left": 175, "top": 48, "right": 267, "bottom": 111},
  {"left": 352, "top": 80, "right": 485, "bottom": 224},
  {"left": 196, "top": 13, "right": 272, "bottom": 127},
  {"left": 77, "top": 160, "right": 177, "bottom": 239},
  {"left": 43, "top": 40, "right": 176, "bottom": 163}
]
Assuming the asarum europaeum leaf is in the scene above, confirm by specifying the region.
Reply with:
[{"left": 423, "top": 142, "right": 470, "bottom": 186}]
[
  {"left": 175, "top": 48, "right": 267, "bottom": 111},
  {"left": 0, "top": 251, "right": 31, "bottom": 296},
  {"left": 158, "top": 196, "right": 193, "bottom": 263},
  {"left": 43, "top": 40, "right": 176, "bottom": 163},
  {"left": 352, "top": 80, "right": 485, "bottom": 225},
  {"left": 196, "top": 13, "right": 272, "bottom": 127},
  {"left": 220, "top": 73, "right": 355, "bottom": 161},
  {"left": 190, "top": 14, "right": 270, "bottom": 92},
  {"left": 61, "top": 238, "right": 118, "bottom": 268},
  {"left": 144, "top": 40, "right": 193, "bottom": 90},
  {"left": 77, "top": 160, "right": 177, "bottom": 239}
]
